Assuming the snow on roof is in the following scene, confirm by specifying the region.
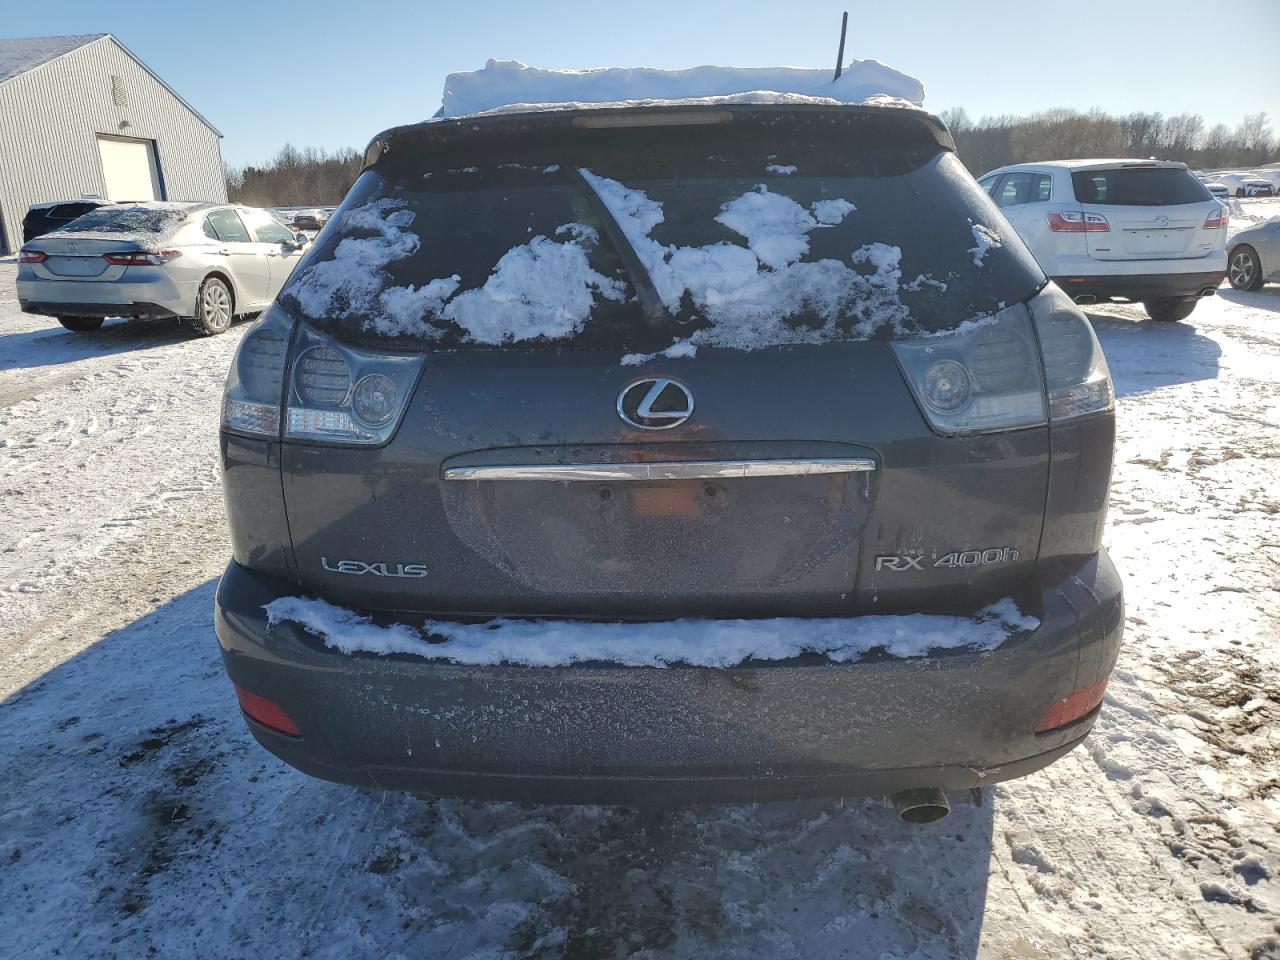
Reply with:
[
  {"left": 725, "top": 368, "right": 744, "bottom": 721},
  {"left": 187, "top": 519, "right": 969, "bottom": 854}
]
[
  {"left": 438, "top": 58, "right": 925, "bottom": 119},
  {"left": 0, "top": 34, "right": 105, "bottom": 84}
]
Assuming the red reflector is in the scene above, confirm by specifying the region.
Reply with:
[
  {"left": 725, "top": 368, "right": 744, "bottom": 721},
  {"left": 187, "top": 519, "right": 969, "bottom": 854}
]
[
  {"left": 234, "top": 685, "right": 301, "bottom": 735},
  {"left": 1036, "top": 678, "right": 1108, "bottom": 733},
  {"left": 19, "top": 250, "right": 47, "bottom": 264}
]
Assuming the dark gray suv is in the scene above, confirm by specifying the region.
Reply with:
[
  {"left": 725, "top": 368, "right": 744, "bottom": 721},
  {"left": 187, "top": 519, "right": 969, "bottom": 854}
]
[{"left": 214, "top": 102, "right": 1123, "bottom": 811}]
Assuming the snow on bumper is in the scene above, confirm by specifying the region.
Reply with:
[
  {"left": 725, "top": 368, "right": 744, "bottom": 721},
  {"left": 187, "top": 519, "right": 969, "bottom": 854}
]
[{"left": 214, "top": 553, "right": 1123, "bottom": 803}]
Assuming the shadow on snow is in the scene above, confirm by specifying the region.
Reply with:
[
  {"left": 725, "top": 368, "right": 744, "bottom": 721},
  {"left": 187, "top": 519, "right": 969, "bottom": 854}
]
[
  {"left": 0, "top": 315, "right": 252, "bottom": 375},
  {"left": 1087, "top": 311, "right": 1223, "bottom": 399},
  {"left": 0, "top": 581, "right": 996, "bottom": 960}
]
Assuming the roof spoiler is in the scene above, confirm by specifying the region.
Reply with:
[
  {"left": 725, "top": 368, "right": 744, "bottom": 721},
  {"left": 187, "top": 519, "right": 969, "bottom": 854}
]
[{"left": 360, "top": 102, "right": 955, "bottom": 173}]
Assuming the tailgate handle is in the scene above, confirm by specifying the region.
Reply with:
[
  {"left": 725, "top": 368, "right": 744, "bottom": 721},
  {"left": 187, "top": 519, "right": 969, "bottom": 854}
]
[{"left": 442, "top": 458, "right": 877, "bottom": 482}]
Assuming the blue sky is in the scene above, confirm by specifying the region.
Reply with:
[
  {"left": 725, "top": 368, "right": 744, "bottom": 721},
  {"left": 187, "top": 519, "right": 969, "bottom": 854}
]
[{"left": 8, "top": 0, "right": 1279, "bottom": 166}]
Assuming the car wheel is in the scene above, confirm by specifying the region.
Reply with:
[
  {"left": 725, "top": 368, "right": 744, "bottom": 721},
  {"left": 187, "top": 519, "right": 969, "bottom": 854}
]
[
  {"left": 1228, "top": 245, "right": 1264, "bottom": 292},
  {"left": 57, "top": 316, "right": 104, "bottom": 332},
  {"left": 193, "top": 276, "right": 234, "bottom": 336},
  {"left": 1143, "top": 298, "right": 1199, "bottom": 322}
]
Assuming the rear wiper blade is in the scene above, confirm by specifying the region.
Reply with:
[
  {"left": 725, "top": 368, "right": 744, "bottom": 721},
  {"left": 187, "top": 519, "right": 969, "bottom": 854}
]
[{"left": 566, "top": 166, "right": 668, "bottom": 323}]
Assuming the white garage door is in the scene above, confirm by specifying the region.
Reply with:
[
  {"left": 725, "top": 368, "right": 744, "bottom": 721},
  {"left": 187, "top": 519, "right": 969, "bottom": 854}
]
[{"left": 96, "top": 135, "right": 162, "bottom": 202}]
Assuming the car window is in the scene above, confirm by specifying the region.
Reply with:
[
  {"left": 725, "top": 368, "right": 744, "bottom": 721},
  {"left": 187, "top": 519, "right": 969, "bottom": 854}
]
[
  {"left": 201, "top": 216, "right": 219, "bottom": 241},
  {"left": 205, "top": 208, "right": 252, "bottom": 243},
  {"left": 977, "top": 174, "right": 1000, "bottom": 198},
  {"left": 243, "top": 210, "right": 295, "bottom": 244},
  {"left": 50, "top": 202, "right": 99, "bottom": 221},
  {"left": 283, "top": 167, "right": 647, "bottom": 351},
  {"left": 995, "top": 172, "right": 1033, "bottom": 207},
  {"left": 1033, "top": 174, "right": 1052, "bottom": 202},
  {"left": 286, "top": 114, "right": 1043, "bottom": 351},
  {"left": 55, "top": 204, "right": 192, "bottom": 237},
  {"left": 1072, "top": 167, "right": 1209, "bottom": 206}
]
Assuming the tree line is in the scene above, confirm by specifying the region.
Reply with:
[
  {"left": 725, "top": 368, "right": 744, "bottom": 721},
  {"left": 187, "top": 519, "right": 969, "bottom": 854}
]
[
  {"left": 224, "top": 144, "right": 363, "bottom": 208},
  {"left": 941, "top": 108, "right": 1276, "bottom": 177},
  {"left": 224, "top": 110, "right": 1276, "bottom": 206}
]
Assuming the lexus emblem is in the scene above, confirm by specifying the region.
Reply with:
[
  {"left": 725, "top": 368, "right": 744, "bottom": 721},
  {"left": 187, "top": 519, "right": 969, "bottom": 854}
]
[{"left": 617, "top": 378, "right": 694, "bottom": 430}]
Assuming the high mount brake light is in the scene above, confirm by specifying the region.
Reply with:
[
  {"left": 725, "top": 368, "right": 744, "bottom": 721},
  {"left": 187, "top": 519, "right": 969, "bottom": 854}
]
[
  {"left": 1048, "top": 211, "right": 1109, "bottom": 233},
  {"left": 571, "top": 110, "right": 732, "bottom": 129},
  {"left": 18, "top": 250, "right": 47, "bottom": 263},
  {"left": 103, "top": 250, "right": 182, "bottom": 265}
]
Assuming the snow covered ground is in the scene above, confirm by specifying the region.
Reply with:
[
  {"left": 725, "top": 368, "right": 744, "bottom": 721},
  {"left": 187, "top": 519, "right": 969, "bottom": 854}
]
[{"left": 1, "top": 262, "right": 1278, "bottom": 959}]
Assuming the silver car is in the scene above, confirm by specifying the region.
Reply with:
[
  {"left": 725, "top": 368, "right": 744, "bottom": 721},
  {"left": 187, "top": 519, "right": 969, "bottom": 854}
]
[
  {"left": 1228, "top": 218, "right": 1280, "bottom": 290},
  {"left": 16, "top": 201, "right": 310, "bottom": 335}
]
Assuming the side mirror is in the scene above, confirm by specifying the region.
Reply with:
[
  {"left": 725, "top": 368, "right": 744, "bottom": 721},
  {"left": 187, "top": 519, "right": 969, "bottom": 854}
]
[{"left": 294, "top": 233, "right": 308, "bottom": 246}]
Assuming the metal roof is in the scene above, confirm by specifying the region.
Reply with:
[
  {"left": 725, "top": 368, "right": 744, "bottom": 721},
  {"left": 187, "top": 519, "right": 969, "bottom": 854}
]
[{"left": 0, "top": 33, "right": 221, "bottom": 136}]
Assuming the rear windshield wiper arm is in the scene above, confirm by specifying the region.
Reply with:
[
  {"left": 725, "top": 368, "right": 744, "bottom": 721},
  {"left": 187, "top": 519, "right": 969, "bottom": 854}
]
[{"left": 566, "top": 166, "right": 668, "bottom": 322}]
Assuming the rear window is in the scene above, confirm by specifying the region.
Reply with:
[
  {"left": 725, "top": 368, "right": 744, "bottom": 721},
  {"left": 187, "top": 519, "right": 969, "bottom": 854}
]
[
  {"left": 57, "top": 204, "right": 192, "bottom": 236},
  {"left": 48, "top": 202, "right": 101, "bottom": 221},
  {"left": 283, "top": 116, "right": 1043, "bottom": 352},
  {"left": 1071, "top": 167, "right": 1209, "bottom": 206}
]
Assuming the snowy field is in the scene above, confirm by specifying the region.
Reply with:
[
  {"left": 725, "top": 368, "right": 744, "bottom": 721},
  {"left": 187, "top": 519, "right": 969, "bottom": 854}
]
[{"left": 1, "top": 252, "right": 1278, "bottom": 958}]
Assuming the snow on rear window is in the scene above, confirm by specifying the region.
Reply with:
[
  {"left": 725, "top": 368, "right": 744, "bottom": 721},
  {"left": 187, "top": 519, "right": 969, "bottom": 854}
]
[
  {"left": 284, "top": 153, "right": 1045, "bottom": 352},
  {"left": 52, "top": 203, "right": 197, "bottom": 241},
  {"left": 290, "top": 190, "right": 629, "bottom": 345},
  {"left": 580, "top": 169, "right": 910, "bottom": 351},
  {"left": 264, "top": 596, "right": 1038, "bottom": 667}
]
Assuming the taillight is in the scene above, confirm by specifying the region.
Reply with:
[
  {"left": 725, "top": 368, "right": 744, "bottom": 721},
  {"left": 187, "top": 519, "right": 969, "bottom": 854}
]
[
  {"left": 1028, "top": 284, "right": 1114, "bottom": 422},
  {"left": 103, "top": 250, "right": 182, "bottom": 265},
  {"left": 1203, "top": 207, "right": 1228, "bottom": 230},
  {"left": 891, "top": 304, "right": 1047, "bottom": 436},
  {"left": 18, "top": 250, "right": 47, "bottom": 263},
  {"left": 1047, "top": 211, "right": 1109, "bottom": 233},
  {"left": 221, "top": 305, "right": 294, "bottom": 438},
  {"left": 284, "top": 323, "right": 423, "bottom": 445}
]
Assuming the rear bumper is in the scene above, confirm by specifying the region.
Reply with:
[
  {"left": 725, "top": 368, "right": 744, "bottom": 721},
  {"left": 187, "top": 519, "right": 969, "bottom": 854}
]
[
  {"left": 1053, "top": 271, "right": 1225, "bottom": 302},
  {"left": 214, "top": 552, "right": 1123, "bottom": 804},
  {"left": 16, "top": 275, "right": 196, "bottom": 319}
]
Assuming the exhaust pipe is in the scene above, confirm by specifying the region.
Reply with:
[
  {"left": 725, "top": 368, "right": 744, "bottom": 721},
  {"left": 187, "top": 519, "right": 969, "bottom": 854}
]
[
  {"left": 890, "top": 787, "right": 950, "bottom": 824},
  {"left": 1198, "top": 286, "right": 1218, "bottom": 298},
  {"left": 1072, "top": 294, "right": 1098, "bottom": 305}
]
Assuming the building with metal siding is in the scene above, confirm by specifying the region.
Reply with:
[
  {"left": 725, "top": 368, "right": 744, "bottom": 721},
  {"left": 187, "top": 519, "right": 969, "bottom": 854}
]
[{"left": 0, "top": 34, "right": 225, "bottom": 254}]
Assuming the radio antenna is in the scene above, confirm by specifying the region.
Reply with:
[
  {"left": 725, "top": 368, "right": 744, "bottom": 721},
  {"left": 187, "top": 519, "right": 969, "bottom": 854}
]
[{"left": 833, "top": 11, "right": 849, "bottom": 81}]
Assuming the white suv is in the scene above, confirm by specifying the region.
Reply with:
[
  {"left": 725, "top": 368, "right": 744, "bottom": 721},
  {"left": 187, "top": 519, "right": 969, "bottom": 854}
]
[{"left": 977, "top": 160, "right": 1228, "bottom": 321}]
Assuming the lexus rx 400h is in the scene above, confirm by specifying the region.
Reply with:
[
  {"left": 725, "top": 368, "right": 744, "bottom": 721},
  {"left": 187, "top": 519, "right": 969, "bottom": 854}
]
[{"left": 214, "top": 103, "right": 1123, "bottom": 813}]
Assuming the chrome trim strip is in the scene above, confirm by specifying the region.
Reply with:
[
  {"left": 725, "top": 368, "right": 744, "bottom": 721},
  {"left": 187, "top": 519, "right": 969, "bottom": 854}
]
[{"left": 443, "top": 458, "right": 877, "bottom": 482}]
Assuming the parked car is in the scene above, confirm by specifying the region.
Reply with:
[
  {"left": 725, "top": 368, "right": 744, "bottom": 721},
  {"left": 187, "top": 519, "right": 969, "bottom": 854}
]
[
  {"left": 978, "top": 160, "right": 1228, "bottom": 321},
  {"left": 1227, "top": 219, "right": 1280, "bottom": 290},
  {"left": 22, "top": 198, "right": 114, "bottom": 243},
  {"left": 290, "top": 210, "right": 328, "bottom": 231},
  {"left": 17, "top": 201, "right": 310, "bottom": 334},
  {"left": 214, "top": 101, "right": 1122, "bottom": 816},
  {"left": 1202, "top": 182, "right": 1231, "bottom": 199},
  {"left": 1240, "top": 179, "right": 1276, "bottom": 198}
]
